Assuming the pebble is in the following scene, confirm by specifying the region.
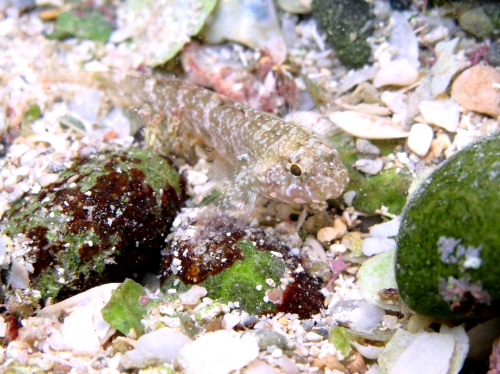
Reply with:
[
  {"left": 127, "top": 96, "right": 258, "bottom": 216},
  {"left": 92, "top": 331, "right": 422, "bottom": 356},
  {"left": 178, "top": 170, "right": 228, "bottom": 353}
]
[
  {"left": 486, "top": 40, "right": 500, "bottom": 67},
  {"left": 407, "top": 123, "right": 434, "bottom": 157},
  {"left": 356, "top": 138, "right": 380, "bottom": 157},
  {"left": 451, "top": 65, "right": 500, "bottom": 118},
  {"left": 418, "top": 99, "right": 460, "bottom": 132},
  {"left": 317, "top": 227, "right": 338, "bottom": 242},
  {"left": 373, "top": 60, "right": 419, "bottom": 88},
  {"left": 354, "top": 158, "right": 384, "bottom": 175}
]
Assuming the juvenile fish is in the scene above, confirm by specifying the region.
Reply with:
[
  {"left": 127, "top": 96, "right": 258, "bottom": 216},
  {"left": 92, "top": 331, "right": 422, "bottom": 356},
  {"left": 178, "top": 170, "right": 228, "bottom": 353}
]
[{"left": 91, "top": 73, "right": 349, "bottom": 210}]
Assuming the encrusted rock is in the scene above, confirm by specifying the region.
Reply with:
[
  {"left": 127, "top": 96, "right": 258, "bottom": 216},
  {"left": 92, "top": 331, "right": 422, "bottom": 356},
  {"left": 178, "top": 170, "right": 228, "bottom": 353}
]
[
  {"left": 396, "top": 132, "right": 500, "bottom": 318},
  {"left": 2, "top": 148, "right": 185, "bottom": 301}
]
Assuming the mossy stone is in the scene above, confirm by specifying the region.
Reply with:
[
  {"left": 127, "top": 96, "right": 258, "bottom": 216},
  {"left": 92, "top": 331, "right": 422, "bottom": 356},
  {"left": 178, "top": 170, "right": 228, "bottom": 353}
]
[
  {"left": 330, "top": 132, "right": 411, "bottom": 215},
  {"left": 395, "top": 132, "right": 500, "bottom": 319},
  {"left": 312, "top": 0, "right": 373, "bottom": 68},
  {"left": 4, "top": 148, "right": 185, "bottom": 301}
]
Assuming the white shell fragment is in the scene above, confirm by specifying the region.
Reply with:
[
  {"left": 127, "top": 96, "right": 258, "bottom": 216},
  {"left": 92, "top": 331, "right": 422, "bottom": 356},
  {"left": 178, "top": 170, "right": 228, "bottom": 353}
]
[
  {"left": 352, "top": 341, "right": 385, "bottom": 360},
  {"left": 373, "top": 60, "right": 419, "bottom": 88},
  {"left": 377, "top": 325, "right": 469, "bottom": 374},
  {"left": 8, "top": 259, "right": 30, "bottom": 289},
  {"left": 418, "top": 99, "right": 460, "bottom": 132},
  {"left": 328, "top": 111, "right": 410, "bottom": 139},
  {"left": 388, "top": 13, "right": 420, "bottom": 68},
  {"left": 408, "top": 123, "right": 434, "bottom": 157},
  {"left": 121, "top": 328, "right": 192, "bottom": 369},
  {"left": 331, "top": 299, "right": 385, "bottom": 334},
  {"left": 203, "top": 0, "right": 287, "bottom": 64},
  {"left": 178, "top": 330, "right": 259, "bottom": 374},
  {"left": 369, "top": 217, "right": 401, "bottom": 238},
  {"left": 430, "top": 38, "right": 462, "bottom": 97},
  {"left": 358, "top": 249, "right": 399, "bottom": 311},
  {"left": 362, "top": 238, "right": 396, "bottom": 256}
]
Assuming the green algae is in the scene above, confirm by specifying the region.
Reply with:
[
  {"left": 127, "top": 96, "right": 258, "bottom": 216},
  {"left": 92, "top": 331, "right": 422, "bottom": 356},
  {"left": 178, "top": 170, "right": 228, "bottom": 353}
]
[
  {"left": 396, "top": 132, "right": 500, "bottom": 319},
  {"left": 101, "top": 279, "right": 149, "bottom": 337}
]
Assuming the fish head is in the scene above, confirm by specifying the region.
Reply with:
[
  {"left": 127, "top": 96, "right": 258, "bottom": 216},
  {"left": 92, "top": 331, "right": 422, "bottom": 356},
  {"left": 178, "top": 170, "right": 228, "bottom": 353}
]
[{"left": 263, "top": 135, "right": 349, "bottom": 204}]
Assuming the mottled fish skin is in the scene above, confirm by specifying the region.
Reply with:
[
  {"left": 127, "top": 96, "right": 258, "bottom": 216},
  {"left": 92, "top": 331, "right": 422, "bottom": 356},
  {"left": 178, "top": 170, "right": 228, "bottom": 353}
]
[{"left": 95, "top": 73, "right": 349, "bottom": 207}]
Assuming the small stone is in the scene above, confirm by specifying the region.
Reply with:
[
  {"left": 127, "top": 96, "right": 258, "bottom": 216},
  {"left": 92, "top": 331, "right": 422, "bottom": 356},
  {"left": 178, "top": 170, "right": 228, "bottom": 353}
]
[
  {"left": 373, "top": 60, "right": 419, "bottom": 88},
  {"left": 419, "top": 99, "right": 460, "bottom": 132},
  {"left": 408, "top": 123, "right": 434, "bottom": 157},
  {"left": 451, "top": 65, "right": 500, "bottom": 118},
  {"left": 356, "top": 139, "right": 380, "bottom": 157},
  {"left": 487, "top": 41, "right": 500, "bottom": 67},
  {"left": 317, "top": 227, "right": 338, "bottom": 242},
  {"left": 306, "top": 331, "right": 324, "bottom": 342},
  {"left": 354, "top": 158, "right": 384, "bottom": 175}
]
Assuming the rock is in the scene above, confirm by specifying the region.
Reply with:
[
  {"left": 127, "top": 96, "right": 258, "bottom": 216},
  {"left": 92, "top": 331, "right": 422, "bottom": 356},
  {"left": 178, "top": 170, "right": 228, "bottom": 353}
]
[
  {"left": 451, "top": 65, "right": 500, "bottom": 118},
  {"left": 389, "top": 0, "right": 411, "bottom": 10},
  {"left": 373, "top": 60, "right": 419, "bottom": 88},
  {"left": 161, "top": 223, "right": 325, "bottom": 318},
  {"left": 3, "top": 148, "right": 185, "bottom": 301},
  {"left": 487, "top": 40, "right": 500, "bottom": 67},
  {"left": 354, "top": 158, "right": 384, "bottom": 175},
  {"left": 312, "top": 0, "right": 374, "bottom": 68},
  {"left": 418, "top": 99, "right": 460, "bottom": 133},
  {"left": 407, "top": 123, "right": 434, "bottom": 157},
  {"left": 396, "top": 132, "right": 500, "bottom": 319},
  {"left": 244, "top": 329, "right": 290, "bottom": 351},
  {"left": 458, "top": 5, "right": 498, "bottom": 39},
  {"left": 356, "top": 139, "right": 380, "bottom": 158}
]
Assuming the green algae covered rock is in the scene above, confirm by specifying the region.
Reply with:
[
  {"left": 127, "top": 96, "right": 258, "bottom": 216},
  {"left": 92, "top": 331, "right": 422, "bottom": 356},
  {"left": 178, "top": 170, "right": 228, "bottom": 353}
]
[
  {"left": 4, "top": 148, "right": 185, "bottom": 301},
  {"left": 161, "top": 221, "right": 324, "bottom": 318},
  {"left": 396, "top": 132, "right": 500, "bottom": 319},
  {"left": 312, "top": 0, "right": 373, "bottom": 68}
]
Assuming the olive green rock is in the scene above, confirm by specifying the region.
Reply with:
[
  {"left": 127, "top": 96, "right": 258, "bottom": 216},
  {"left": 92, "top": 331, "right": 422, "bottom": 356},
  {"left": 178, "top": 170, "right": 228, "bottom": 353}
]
[
  {"left": 312, "top": 0, "right": 373, "bottom": 68},
  {"left": 396, "top": 132, "right": 500, "bottom": 319}
]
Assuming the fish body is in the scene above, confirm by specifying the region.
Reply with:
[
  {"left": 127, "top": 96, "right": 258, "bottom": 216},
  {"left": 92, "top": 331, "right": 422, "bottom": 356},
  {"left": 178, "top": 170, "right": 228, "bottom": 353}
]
[{"left": 94, "top": 73, "right": 349, "bottom": 209}]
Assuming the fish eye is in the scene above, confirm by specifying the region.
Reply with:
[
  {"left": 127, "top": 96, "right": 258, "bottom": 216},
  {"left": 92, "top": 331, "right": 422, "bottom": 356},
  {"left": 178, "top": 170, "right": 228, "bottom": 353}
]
[{"left": 290, "top": 164, "right": 302, "bottom": 176}]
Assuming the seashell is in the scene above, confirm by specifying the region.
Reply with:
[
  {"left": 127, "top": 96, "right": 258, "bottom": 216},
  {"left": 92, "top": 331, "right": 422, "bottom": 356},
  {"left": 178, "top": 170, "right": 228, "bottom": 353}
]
[
  {"left": 328, "top": 111, "right": 410, "bottom": 139},
  {"left": 418, "top": 99, "right": 460, "bottom": 132},
  {"left": 373, "top": 60, "right": 419, "bottom": 88}
]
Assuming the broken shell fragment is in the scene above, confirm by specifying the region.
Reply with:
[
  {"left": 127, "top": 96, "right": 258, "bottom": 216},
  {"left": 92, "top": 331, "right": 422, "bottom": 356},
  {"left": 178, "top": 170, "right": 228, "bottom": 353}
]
[
  {"left": 373, "top": 60, "right": 419, "bottom": 88},
  {"left": 328, "top": 111, "right": 410, "bottom": 139}
]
